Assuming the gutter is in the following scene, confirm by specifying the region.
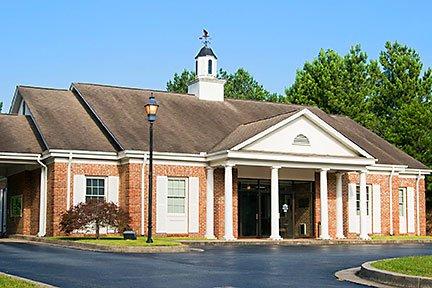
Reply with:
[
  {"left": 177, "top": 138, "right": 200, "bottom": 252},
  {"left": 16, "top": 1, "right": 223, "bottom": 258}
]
[
  {"left": 141, "top": 153, "right": 148, "bottom": 236},
  {"left": 389, "top": 167, "right": 395, "bottom": 235},
  {"left": 416, "top": 172, "right": 422, "bottom": 236},
  {"left": 66, "top": 152, "right": 73, "bottom": 210},
  {"left": 36, "top": 155, "right": 47, "bottom": 237}
]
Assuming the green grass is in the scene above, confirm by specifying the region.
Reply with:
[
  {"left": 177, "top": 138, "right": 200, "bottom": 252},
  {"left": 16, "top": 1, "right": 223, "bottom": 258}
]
[
  {"left": 47, "top": 236, "right": 204, "bottom": 247},
  {"left": 0, "top": 274, "right": 38, "bottom": 288},
  {"left": 372, "top": 255, "right": 432, "bottom": 277},
  {"left": 371, "top": 235, "right": 432, "bottom": 241}
]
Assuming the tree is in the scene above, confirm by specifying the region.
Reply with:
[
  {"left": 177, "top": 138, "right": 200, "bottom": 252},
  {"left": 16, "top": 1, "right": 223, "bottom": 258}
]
[
  {"left": 286, "top": 41, "right": 432, "bottom": 205},
  {"left": 0, "top": 102, "right": 2, "bottom": 113},
  {"left": 60, "top": 200, "right": 130, "bottom": 239},
  {"left": 166, "top": 68, "right": 282, "bottom": 101},
  {"left": 166, "top": 70, "right": 196, "bottom": 94},
  {"left": 285, "top": 45, "right": 380, "bottom": 128}
]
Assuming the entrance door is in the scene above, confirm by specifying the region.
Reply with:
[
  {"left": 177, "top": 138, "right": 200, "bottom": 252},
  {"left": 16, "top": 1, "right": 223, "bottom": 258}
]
[
  {"left": 0, "top": 188, "right": 6, "bottom": 236},
  {"left": 238, "top": 180, "right": 271, "bottom": 237},
  {"left": 279, "top": 193, "right": 294, "bottom": 238}
]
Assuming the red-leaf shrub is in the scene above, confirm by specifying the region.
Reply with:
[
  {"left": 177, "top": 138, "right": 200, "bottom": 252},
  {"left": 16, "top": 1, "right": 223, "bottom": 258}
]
[{"left": 60, "top": 200, "right": 130, "bottom": 239}]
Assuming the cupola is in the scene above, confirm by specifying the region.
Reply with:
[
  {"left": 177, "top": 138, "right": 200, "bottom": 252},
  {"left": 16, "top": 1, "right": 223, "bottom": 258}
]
[{"left": 188, "top": 30, "right": 226, "bottom": 101}]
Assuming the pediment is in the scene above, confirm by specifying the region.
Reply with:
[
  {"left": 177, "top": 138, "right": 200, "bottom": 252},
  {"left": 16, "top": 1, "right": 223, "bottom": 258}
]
[{"left": 241, "top": 112, "right": 363, "bottom": 158}]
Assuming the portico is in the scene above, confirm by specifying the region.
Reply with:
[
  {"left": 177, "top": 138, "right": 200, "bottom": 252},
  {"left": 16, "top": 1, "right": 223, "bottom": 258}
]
[{"left": 205, "top": 148, "right": 376, "bottom": 240}]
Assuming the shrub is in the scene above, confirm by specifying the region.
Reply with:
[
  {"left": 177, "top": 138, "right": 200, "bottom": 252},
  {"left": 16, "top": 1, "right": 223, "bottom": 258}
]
[
  {"left": 60, "top": 200, "right": 130, "bottom": 239},
  {"left": 427, "top": 209, "right": 432, "bottom": 235}
]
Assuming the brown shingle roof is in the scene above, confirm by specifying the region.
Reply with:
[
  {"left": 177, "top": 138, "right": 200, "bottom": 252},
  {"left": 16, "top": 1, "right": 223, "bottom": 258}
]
[
  {"left": 17, "top": 86, "right": 117, "bottom": 152},
  {"left": 71, "top": 83, "right": 428, "bottom": 169},
  {"left": 3, "top": 83, "right": 427, "bottom": 170},
  {"left": 71, "top": 83, "right": 299, "bottom": 153},
  {"left": 0, "top": 114, "right": 44, "bottom": 153}
]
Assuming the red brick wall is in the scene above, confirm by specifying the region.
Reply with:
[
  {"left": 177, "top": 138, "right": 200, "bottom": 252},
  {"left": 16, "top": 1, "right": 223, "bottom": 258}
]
[
  {"left": 6, "top": 169, "right": 40, "bottom": 235},
  {"left": 151, "top": 164, "right": 207, "bottom": 237},
  {"left": 47, "top": 162, "right": 120, "bottom": 236}
]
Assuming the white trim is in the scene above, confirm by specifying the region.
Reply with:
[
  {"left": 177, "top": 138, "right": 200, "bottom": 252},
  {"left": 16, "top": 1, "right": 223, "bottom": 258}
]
[{"left": 231, "top": 109, "right": 374, "bottom": 159}]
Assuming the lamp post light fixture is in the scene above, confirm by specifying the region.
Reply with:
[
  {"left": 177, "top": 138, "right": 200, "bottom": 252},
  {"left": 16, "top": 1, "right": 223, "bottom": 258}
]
[{"left": 145, "top": 92, "right": 159, "bottom": 243}]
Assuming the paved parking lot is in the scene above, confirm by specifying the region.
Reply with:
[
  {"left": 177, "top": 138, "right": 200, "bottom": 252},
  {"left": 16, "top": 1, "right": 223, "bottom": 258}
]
[{"left": 0, "top": 242, "right": 431, "bottom": 287}]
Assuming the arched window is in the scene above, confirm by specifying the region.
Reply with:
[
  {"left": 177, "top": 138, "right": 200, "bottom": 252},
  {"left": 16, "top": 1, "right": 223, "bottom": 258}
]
[
  {"left": 293, "top": 134, "right": 310, "bottom": 146},
  {"left": 208, "top": 59, "right": 213, "bottom": 75}
]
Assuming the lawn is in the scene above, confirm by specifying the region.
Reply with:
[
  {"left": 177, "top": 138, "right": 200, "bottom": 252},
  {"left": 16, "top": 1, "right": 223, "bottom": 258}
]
[
  {"left": 0, "top": 274, "right": 38, "bottom": 288},
  {"left": 47, "top": 236, "right": 202, "bottom": 247},
  {"left": 372, "top": 255, "right": 432, "bottom": 277},
  {"left": 371, "top": 235, "right": 432, "bottom": 241}
]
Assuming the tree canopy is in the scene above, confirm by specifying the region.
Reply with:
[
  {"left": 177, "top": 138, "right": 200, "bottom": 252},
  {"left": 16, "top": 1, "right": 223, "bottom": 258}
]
[
  {"left": 286, "top": 41, "right": 432, "bottom": 196},
  {"left": 166, "top": 68, "right": 281, "bottom": 102}
]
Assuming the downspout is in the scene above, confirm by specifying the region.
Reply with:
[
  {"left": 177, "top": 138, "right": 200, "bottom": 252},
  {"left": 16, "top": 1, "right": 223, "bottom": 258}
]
[
  {"left": 389, "top": 167, "right": 395, "bottom": 235},
  {"left": 416, "top": 171, "right": 422, "bottom": 236},
  {"left": 37, "top": 155, "right": 47, "bottom": 237},
  {"left": 141, "top": 153, "right": 148, "bottom": 236},
  {"left": 66, "top": 152, "right": 73, "bottom": 210}
]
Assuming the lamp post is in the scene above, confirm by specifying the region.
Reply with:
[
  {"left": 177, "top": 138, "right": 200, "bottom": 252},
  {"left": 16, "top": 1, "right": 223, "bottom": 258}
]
[{"left": 145, "top": 92, "right": 159, "bottom": 243}]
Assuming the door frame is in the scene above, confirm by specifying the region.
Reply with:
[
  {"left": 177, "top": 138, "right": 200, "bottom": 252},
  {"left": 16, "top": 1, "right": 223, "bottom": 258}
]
[
  {"left": 238, "top": 178, "right": 315, "bottom": 239},
  {"left": 0, "top": 188, "right": 6, "bottom": 237},
  {"left": 238, "top": 179, "right": 271, "bottom": 238}
]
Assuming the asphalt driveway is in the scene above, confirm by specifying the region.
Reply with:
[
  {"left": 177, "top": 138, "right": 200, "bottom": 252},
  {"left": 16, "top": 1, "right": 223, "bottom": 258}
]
[{"left": 0, "top": 242, "right": 431, "bottom": 287}]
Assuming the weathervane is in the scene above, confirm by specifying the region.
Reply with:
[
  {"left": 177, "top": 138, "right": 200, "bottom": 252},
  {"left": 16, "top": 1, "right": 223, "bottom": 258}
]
[{"left": 199, "top": 29, "right": 211, "bottom": 47}]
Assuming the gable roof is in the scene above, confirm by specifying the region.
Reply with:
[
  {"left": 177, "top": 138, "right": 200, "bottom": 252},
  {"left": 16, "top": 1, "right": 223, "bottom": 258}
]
[
  {"left": 0, "top": 114, "right": 44, "bottom": 153},
  {"left": 3, "top": 82, "right": 428, "bottom": 170},
  {"left": 17, "top": 86, "right": 117, "bottom": 152}
]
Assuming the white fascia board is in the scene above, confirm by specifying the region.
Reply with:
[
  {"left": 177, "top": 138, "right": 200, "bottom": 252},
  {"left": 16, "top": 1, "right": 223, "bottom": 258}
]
[
  {"left": 231, "top": 109, "right": 374, "bottom": 159},
  {"left": 403, "top": 168, "right": 432, "bottom": 175},
  {"left": 207, "top": 151, "right": 376, "bottom": 170},
  {"left": 42, "top": 150, "right": 118, "bottom": 161},
  {"left": 9, "top": 88, "right": 21, "bottom": 114},
  {"left": 367, "top": 164, "right": 408, "bottom": 172},
  {"left": 0, "top": 152, "right": 41, "bottom": 164}
]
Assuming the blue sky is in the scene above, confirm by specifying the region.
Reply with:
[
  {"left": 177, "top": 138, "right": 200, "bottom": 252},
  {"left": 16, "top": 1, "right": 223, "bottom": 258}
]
[{"left": 1, "top": 1, "right": 431, "bottom": 111}]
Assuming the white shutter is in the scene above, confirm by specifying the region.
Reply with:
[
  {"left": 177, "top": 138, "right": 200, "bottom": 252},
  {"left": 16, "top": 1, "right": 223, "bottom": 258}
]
[
  {"left": 372, "top": 184, "right": 381, "bottom": 234},
  {"left": 188, "top": 177, "right": 200, "bottom": 233},
  {"left": 407, "top": 187, "right": 415, "bottom": 233},
  {"left": 156, "top": 176, "right": 168, "bottom": 233},
  {"left": 73, "top": 175, "right": 86, "bottom": 206},
  {"left": 348, "top": 183, "right": 358, "bottom": 233},
  {"left": 107, "top": 176, "right": 119, "bottom": 205}
]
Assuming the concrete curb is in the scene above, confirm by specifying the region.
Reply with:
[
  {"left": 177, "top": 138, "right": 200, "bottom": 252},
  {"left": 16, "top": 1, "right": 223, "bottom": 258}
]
[
  {"left": 4, "top": 235, "right": 203, "bottom": 254},
  {"left": 358, "top": 260, "right": 432, "bottom": 288},
  {"left": 335, "top": 267, "right": 395, "bottom": 288},
  {"left": 0, "top": 271, "right": 57, "bottom": 288},
  {"left": 180, "top": 238, "right": 432, "bottom": 247}
]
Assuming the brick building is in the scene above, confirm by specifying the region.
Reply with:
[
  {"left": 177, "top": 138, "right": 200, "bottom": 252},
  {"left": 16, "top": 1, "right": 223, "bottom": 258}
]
[{"left": 0, "top": 44, "right": 429, "bottom": 240}]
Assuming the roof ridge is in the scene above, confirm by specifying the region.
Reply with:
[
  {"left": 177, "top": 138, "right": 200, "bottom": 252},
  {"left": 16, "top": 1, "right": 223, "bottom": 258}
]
[
  {"left": 72, "top": 82, "right": 196, "bottom": 97},
  {"left": 241, "top": 109, "right": 299, "bottom": 125},
  {"left": 18, "top": 85, "right": 68, "bottom": 91}
]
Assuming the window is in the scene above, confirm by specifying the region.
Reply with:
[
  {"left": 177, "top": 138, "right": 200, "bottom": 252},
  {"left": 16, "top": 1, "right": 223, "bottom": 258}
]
[
  {"left": 167, "top": 179, "right": 187, "bottom": 213},
  {"left": 399, "top": 187, "right": 406, "bottom": 217},
  {"left": 86, "top": 178, "right": 106, "bottom": 202},
  {"left": 195, "top": 60, "right": 198, "bottom": 75},
  {"left": 10, "top": 195, "right": 22, "bottom": 217},
  {"left": 356, "top": 185, "right": 371, "bottom": 216},
  {"left": 293, "top": 134, "right": 310, "bottom": 145},
  {"left": 208, "top": 59, "right": 213, "bottom": 75}
]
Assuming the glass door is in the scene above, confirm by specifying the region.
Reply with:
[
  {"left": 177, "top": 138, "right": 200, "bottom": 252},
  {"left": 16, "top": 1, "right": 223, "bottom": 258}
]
[
  {"left": 279, "top": 193, "right": 294, "bottom": 238},
  {"left": 239, "top": 188, "right": 259, "bottom": 237},
  {"left": 0, "top": 188, "right": 6, "bottom": 236}
]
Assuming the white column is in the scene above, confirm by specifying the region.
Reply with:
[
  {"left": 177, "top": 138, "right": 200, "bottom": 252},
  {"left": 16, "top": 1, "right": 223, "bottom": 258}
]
[
  {"left": 359, "top": 170, "right": 370, "bottom": 240},
  {"left": 270, "top": 166, "right": 282, "bottom": 240},
  {"left": 335, "top": 173, "right": 345, "bottom": 239},
  {"left": 224, "top": 164, "right": 235, "bottom": 240},
  {"left": 320, "top": 168, "right": 331, "bottom": 240},
  {"left": 205, "top": 167, "right": 216, "bottom": 239},
  {"left": 38, "top": 166, "right": 47, "bottom": 237}
]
